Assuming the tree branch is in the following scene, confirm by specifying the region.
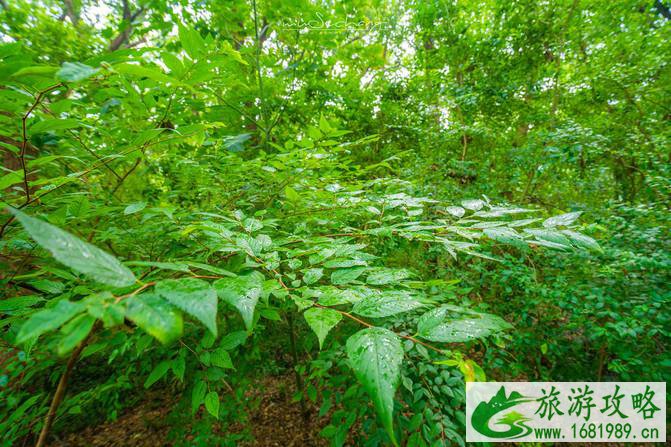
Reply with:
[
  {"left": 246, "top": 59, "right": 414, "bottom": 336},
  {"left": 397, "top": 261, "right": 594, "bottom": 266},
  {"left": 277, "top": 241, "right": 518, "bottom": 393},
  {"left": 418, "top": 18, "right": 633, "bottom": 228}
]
[
  {"left": 34, "top": 329, "right": 94, "bottom": 447},
  {"left": 20, "top": 83, "right": 63, "bottom": 204},
  {"left": 109, "top": 0, "right": 145, "bottom": 51},
  {"left": 62, "top": 0, "right": 80, "bottom": 25}
]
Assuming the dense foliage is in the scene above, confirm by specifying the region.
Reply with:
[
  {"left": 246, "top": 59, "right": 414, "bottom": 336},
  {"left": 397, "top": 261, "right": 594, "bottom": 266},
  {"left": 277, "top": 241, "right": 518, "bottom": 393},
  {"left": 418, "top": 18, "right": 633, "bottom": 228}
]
[{"left": 1, "top": 1, "right": 669, "bottom": 446}]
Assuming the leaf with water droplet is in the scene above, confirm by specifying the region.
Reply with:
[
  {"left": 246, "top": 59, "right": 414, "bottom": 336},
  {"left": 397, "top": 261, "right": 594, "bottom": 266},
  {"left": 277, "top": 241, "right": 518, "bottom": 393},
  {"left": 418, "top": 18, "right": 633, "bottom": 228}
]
[
  {"left": 561, "top": 230, "right": 601, "bottom": 252},
  {"left": 9, "top": 207, "right": 136, "bottom": 287},
  {"left": 56, "top": 62, "right": 99, "bottom": 82},
  {"left": 126, "top": 293, "right": 183, "bottom": 344},
  {"left": 304, "top": 307, "right": 342, "bottom": 349},
  {"left": 461, "top": 199, "right": 485, "bottom": 211},
  {"left": 445, "top": 206, "right": 465, "bottom": 217},
  {"left": 483, "top": 227, "right": 526, "bottom": 248},
  {"left": 352, "top": 291, "right": 424, "bottom": 318},
  {"left": 417, "top": 306, "right": 512, "bottom": 343},
  {"left": 543, "top": 211, "right": 582, "bottom": 228},
  {"left": 346, "top": 327, "right": 403, "bottom": 446},
  {"left": 213, "top": 272, "right": 263, "bottom": 331},
  {"left": 331, "top": 267, "right": 367, "bottom": 285},
  {"left": 366, "top": 268, "right": 411, "bottom": 286},
  {"left": 302, "top": 268, "right": 323, "bottom": 285},
  {"left": 524, "top": 228, "right": 571, "bottom": 249},
  {"left": 155, "top": 278, "right": 218, "bottom": 336}
]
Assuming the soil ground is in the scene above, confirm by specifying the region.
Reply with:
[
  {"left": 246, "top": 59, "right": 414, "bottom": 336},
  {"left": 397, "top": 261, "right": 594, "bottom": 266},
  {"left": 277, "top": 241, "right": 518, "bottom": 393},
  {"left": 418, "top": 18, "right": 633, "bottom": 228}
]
[{"left": 50, "top": 375, "right": 329, "bottom": 447}]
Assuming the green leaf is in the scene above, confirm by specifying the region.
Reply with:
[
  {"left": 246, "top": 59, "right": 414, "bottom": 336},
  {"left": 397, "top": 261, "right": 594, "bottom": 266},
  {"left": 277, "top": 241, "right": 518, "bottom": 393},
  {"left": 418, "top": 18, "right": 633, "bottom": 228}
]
[
  {"left": 27, "top": 279, "right": 64, "bottom": 294},
  {"left": 162, "top": 52, "right": 184, "bottom": 76},
  {"left": 57, "top": 314, "right": 95, "bottom": 355},
  {"left": 346, "top": 327, "right": 403, "bottom": 445},
  {"left": 114, "top": 63, "right": 183, "bottom": 86},
  {"left": 525, "top": 228, "right": 572, "bottom": 249},
  {"left": 213, "top": 272, "right": 264, "bottom": 331},
  {"left": 444, "top": 206, "right": 465, "bottom": 217},
  {"left": 56, "top": 62, "right": 99, "bottom": 82},
  {"left": 172, "top": 356, "right": 186, "bottom": 381},
  {"left": 30, "top": 118, "right": 80, "bottom": 134},
  {"left": 9, "top": 208, "right": 136, "bottom": 287},
  {"left": 123, "top": 201, "right": 146, "bottom": 215},
  {"left": 0, "top": 295, "right": 44, "bottom": 313},
  {"left": 125, "top": 261, "right": 190, "bottom": 272},
  {"left": 12, "top": 65, "right": 58, "bottom": 77},
  {"left": 126, "top": 293, "right": 183, "bottom": 344},
  {"left": 417, "top": 306, "right": 512, "bottom": 342},
  {"left": 178, "top": 25, "right": 207, "bottom": 60},
  {"left": 308, "top": 126, "right": 322, "bottom": 140},
  {"left": 303, "top": 268, "right": 323, "bottom": 285},
  {"left": 284, "top": 185, "right": 300, "bottom": 202},
  {"left": 223, "top": 133, "right": 251, "bottom": 152},
  {"left": 543, "top": 211, "right": 582, "bottom": 228},
  {"left": 561, "top": 230, "right": 601, "bottom": 251},
  {"left": 323, "top": 259, "right": 367, "bottom": 268},
  {"left": 352, "top": 291, "right": 424, "bottom": 318},
  {"left": 183, "top": 262, "right": 235, "bottom": 277},
  {"left": 304, "top": 307, "right": 342, "bottom": 349},
  {"left": 0, "top": 171, "right": 22, "bottom": 190},
  {"left": 192, "top": 380, "right": 207, "bottom": 414},
  {"left": 16, "top": 300, "right": 85, "bottom": 344},
  {"left": 366, "top": 268, "right": 411, "bottom": 286},
  {"left": 211, "top": 348, "right": 233, "bottom": 369},
  {"left": 319, "top": 114, "right": 331, "bottom": 133},
  {"left": 461, "top": 199, "right": 485, "bottom": 211},
  {"left": 483, "top": 227, "right": 526, "bottom": 247},
  {"left": 204, "top": 391, "right": 219, "bottom": 419},
  {"left": 155, "top": 278, "right": 218, "bottom": 336},
  {"left": 144, "top": 361, "right": 171, "bottom": 388},
  {"left": 218, "top": 330, "right": 247, "bottom": 350},
  {"left": 331, "top": 267, "right": 366, "bottom": 285}
]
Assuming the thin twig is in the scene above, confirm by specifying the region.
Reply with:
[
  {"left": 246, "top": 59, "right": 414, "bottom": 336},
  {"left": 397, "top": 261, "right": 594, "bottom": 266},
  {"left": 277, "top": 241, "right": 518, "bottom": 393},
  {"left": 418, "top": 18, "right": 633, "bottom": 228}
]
[
  {"left": 19, "top": 83, "right": 63, "bottom": 204},
  {"left": 34, "top": 328, "right": 94, "bottom": 447}
]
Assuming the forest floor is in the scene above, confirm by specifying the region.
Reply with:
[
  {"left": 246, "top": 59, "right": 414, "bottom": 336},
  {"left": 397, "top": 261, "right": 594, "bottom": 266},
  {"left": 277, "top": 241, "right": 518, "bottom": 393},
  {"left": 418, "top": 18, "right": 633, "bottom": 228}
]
[{"left": 51, "top": 374, "right": 329, "bottom": 446}]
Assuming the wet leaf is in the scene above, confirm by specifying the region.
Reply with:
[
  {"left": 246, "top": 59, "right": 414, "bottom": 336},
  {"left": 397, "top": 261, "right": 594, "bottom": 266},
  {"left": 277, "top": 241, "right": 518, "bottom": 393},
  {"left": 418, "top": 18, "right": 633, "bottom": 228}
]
[
  {"left": 304, "top": 307, "right": 342, "bottom": 349},
  {"left": 126, "top": 293, "right": 183, "bottom": 344},
  {"left": 155, "top": 278, "right": 218, "bottom": 336},
  {"left": 417, "top": 306, "right": 512, "bottom": 342},
  {"left": 331, "top": 267, "right": 366, "bottom": 285},
  {"left": 9, "top": 208, "right": 136, "bottom": 287},
  {"left": 543, "top": 211, "right": 582, "bottom": 228},
  {"left": 352, "top": 291, "right": 424, "bottom": 318},
  {"left": 346, "top": 327, "right": 403, "bottom": 445},
  {"left": 445, "top": 206, "right": 465, "bottom": 217},
  {"left": 461, "top": 199, "right": 485, "bottom": 211},
  {"left": 57, "top": 62, "right": 99, "bottom": 82},
  {"left": 366, "top": 268, "right": 411, "bottom": 285},
  {"left": 303, "top": 268, "right": 323, "bottom": 285},
  {"left": 213, "top": 272, "right": 264, "bottom": 331},
  {"left": 17, "top": 300, "right": 85, "bottom": 344}
]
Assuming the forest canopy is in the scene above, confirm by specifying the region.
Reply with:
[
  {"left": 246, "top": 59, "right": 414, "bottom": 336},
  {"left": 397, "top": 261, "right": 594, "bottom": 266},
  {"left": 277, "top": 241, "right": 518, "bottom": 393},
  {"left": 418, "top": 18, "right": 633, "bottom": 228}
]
[{"left": 0, "top": 0, "right": 669, "bottom": 446}]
